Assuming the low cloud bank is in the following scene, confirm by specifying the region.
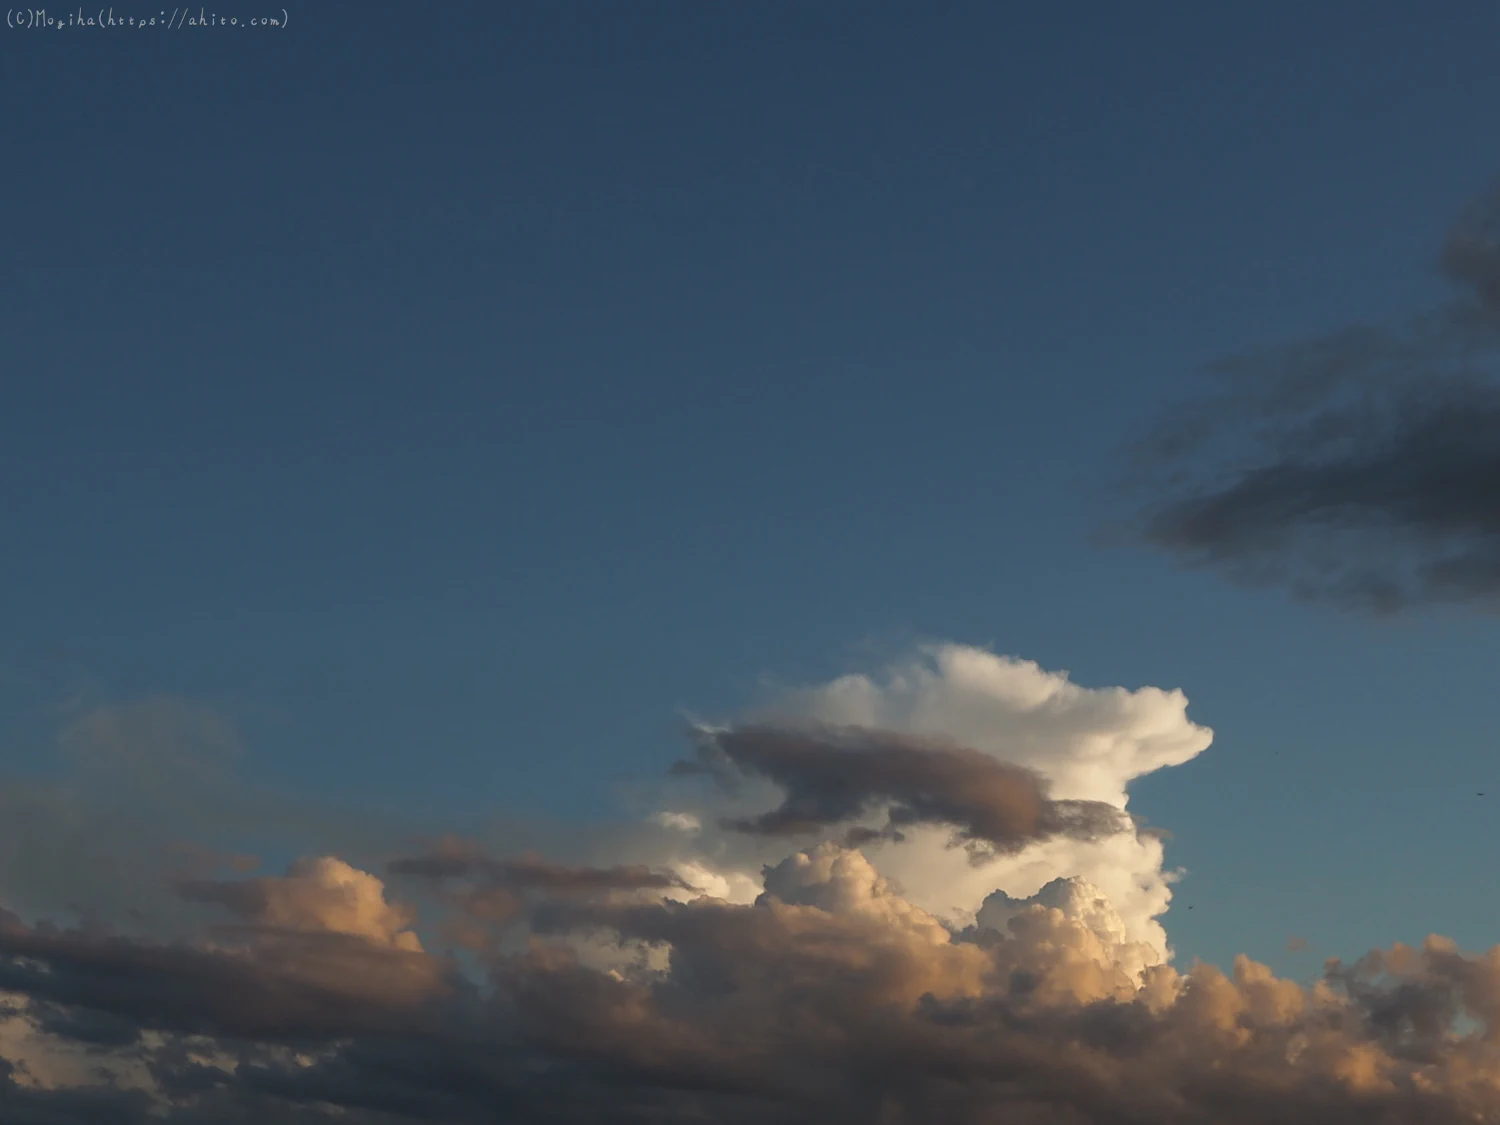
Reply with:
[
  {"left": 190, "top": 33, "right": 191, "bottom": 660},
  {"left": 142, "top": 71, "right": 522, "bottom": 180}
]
[
  {"left": 5, "top": 843, "right": 1500, "bottom": 1124},
  {"left": 8, "top": 645, "right": 1494, "bottom": 1122}
]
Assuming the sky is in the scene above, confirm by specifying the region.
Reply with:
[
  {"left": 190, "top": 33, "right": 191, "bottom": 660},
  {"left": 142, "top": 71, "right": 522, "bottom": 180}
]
[{"left": 3, "top": 3, "right": 1500, "bottom": 1122}]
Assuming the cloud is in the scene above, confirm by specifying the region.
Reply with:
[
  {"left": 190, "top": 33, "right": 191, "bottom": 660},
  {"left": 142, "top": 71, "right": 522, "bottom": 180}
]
[
  {"left": 1122, "top": 179, "right": 1500, "bottom": 612},
  {"left": 176, "top": 856, "right": 424, "bottom": 952},
  {"left": 675, "top": 644, "right": 1212, "bottom": 963},
  {"left": 0, "top": 914, "right": 448, "bottom": 1044},
  {"left": 6, "top": 842, "right": 1500, "bottom": 1123},
  {"left": 387, "top": 839, "right": 694, "bottom": 896},
  {"left": 381, "top": 840, "right": 705, "bottom": 966},
  {"left": 0, "top": 698, "right": 436, "bottom": 933},
  {"left": 971, "top": 875, "right": 1166, "bottom": 987},
  {"left": 763, "top": 643, "right": 1212, "bottom": 806},
  {"left": 0, "top": 650, "right": 1211, "bottom": 970},
  {"left": 648, "top": 811, "right": 701, "bottom": 833},
  {"left": 0, "top": 855, "right": 448, "bottom": 1048},
  {"left": 678, "top": 722, "right": 1126, "bottom": 860},
  {"left": 30, "top": 647, "right": 1500, "bottom": 1123}
]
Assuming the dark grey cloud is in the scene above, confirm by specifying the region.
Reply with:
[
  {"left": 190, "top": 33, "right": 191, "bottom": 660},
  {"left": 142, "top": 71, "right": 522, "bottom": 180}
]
[
  {"left": 1124, "top": 181, "right": 1500, "bottom": 613},
  {"left": 0, "top": 1056, "right": 155, "bottom": 1125},
  {"left": 380, "top": 844, "right": 699, "bottom": 946},
  {"left": 0, "top": 917, "right": 451, "bottom": 1043},
  {"left": 387, "top": 841, "right": 693, "bottom": 894},
  {"left": 25, "top": 1000, "right": 144, "bottom": 1050},
  {"left": 674, "top": 724, "right": 1126, "bottom": 859}
]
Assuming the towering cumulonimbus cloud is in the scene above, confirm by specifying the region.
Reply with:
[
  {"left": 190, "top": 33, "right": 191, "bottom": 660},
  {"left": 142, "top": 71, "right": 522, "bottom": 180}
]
[
  {"left": 660, "top": 644, "right": 1213, "bottom": 963},
  {"left": 1121, "top": 180, "right": 1500, "bottom": 612}
]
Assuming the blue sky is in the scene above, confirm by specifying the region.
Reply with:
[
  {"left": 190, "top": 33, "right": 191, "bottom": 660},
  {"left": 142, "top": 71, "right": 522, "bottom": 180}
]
[{"left": 5, "top": 0, "right": 1500, "bottom": 991}]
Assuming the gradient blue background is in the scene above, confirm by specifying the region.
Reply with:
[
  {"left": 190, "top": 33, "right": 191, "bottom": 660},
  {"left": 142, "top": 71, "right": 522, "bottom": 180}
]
[{"left": 4, "top": 0, "right": 1499, "bottom": 977}]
